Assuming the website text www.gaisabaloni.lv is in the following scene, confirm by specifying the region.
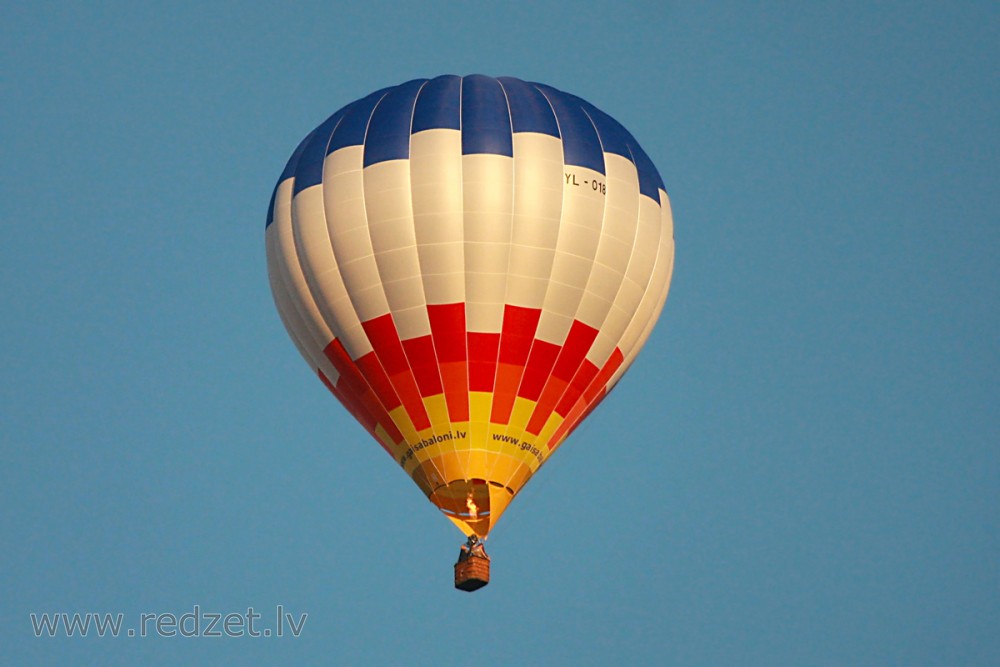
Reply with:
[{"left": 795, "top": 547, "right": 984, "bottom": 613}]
[{"left": 398, "top": 430, "right": 544, "bottom": 466}]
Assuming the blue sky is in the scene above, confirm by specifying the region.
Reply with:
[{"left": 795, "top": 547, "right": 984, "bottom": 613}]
[{"left": 2, "top": 2, "right": 997, "bottom": 665}]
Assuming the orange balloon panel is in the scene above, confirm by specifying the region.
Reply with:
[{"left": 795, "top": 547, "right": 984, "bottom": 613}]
[{"left": 265, "top": 76, "right": 674, "bottom": 537}]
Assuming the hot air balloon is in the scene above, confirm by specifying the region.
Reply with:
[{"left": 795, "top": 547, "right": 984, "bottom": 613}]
[{"left": 265, "top": 75, "right": 674, "bottom": 591}]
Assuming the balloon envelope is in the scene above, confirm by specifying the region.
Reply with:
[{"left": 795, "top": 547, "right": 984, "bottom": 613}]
[{"left": 266, "top": 75, "right": 674, "bottom": 537}]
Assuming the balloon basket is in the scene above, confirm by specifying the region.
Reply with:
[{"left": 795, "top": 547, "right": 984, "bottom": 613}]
[{"left": 454, "top": 554, "right": 490, "bottom": 592}]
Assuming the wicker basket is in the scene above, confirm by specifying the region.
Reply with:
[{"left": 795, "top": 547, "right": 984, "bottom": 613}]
[{"left": 454, "top": 555, "right": 490, "bottom": 592}]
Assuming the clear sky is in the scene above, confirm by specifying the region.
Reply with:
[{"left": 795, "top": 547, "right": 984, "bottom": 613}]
[{"left": 3, "top": 1, "right": 997, "bottom": 665}]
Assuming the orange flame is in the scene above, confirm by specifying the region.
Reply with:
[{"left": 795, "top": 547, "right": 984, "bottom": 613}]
[{"left": 466, "top": 494, "right": 479, "bottom": 519}]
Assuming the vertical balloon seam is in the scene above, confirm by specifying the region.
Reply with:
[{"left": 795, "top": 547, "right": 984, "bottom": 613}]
[
  {"left": 538, "top": 103, "right": 613, "bottom": 462},
  {"left": 272, "top": 145, "right": 339, "bottom": 366},
  {"left": 490, "top": 78, "right": 562, "bottom": 506},
  {"left": 337, "top": 89, "right": 399, "bottom": 380},
  {"left": 509, "top": 87, "right": 592, "bottom": 465},
  {"left": 265, "top": 134, "right": 325, "bottom": 372},
  {"left": 614, "top": 139, "right": 666, "bottom": 370},
  {"left": 488, "top": 80, "right": 565, "bottom": 491},
  {"left": 448, "top": 73, "right": 471, "bottom": 487},
  {"left": 496, "top": 80, "right": 568, "bottom": 478},
  {"left": 457, "top": 74, "right": 478, "bottom": 478},
  {"left": 409, "top": 77, "right": 471, "bottom": 505},
  {"left": 319, "top": 107, "right": 417, "bottom": 458},
  {"left": 547, "top": 130, "right": 656, "bottom": 452},
  {"left": 591, "top": 204, "right": 665, "bottom": 412},
  {"left": 553, "top": 99, "right": 621, "bottom": 449},
  {"left": 333, "top": 95, "right": 418, "bottom": 462},
  {"left": 323, "top": 98, "right": 387, "bottom": 356},
  {"left": 390, "top": 78, "right": 467, "bottom": 498},
  {"left": 479, "top": 76, "right": 515, "bottom": 499},
  {"left": 299, "top": 112, "right": 395, "bottom": 452},
  {"left": 603, "top": 247, "right": 670, "bottom": 399},
  {"left": 301, "top": 109, "right": 389, "bottom": 444},
  {"left": 615, "top": 183, "right": 671, "bottom": 370},
  {"left": 399, "top": 78, "right": 466, "bottom": 496},
  {"left": 479, "top": 77, "right": 522, "bottom": 509},
  {"left": 274, "top": 176, "right": 379, "bottom": 444},
  {"left": 610, "top": 199, "right": 674, "bottom": 391},
  {"left": 325, "top": 90, "right": 437, "bottom": 475},
  {"left": 581, "top": 191, "right": 670, "bottom": 427},
  {"left": 530, "top": 100, "right": 612, "bottom": 459},
  {"left": 360, "top": 85, "right": 420, "bottom": 413},
  {"left": 266, "top": 128, "right": 315, "bottom": 229},
  {"left": 365, "top": 82, "right": 440, "bottom": 436},
  {"left": 496, "top": 82, "right": 595, "bottom": 476},
  {"left": 424, "top": 75, "right": 476, "bottom": 513},
  {"left": 460, "top": 76, "right": 499, "bottom": 489},
  {"left": 265, "top": 133, "right": 340, "bottom": 382},
  {"left": 275, "top": 143, "right": 355, "bottom": 429},
  {"left": 479, "top": 75, "right": 521, "bottom": 521},
  {"left": 483, "top": 77, "right": 564, "bottom": 504},
  {"left": 452, "top": 74, "right": 490, "bottom": 527},
  {"left": 267, "top": 234, "right": 328, "bottom": 383},
  {"left": 360, "top": 86, "right": 455, "bottom": 495},
  {"left": 476, "top": 77, "right": 524, "bottom": 495},
  {"left": 582, "top": 105, "right": 646, "bottom": 405},
  {"left": 453, "top": 74, "right": 469, "bottom": 494},
  {"left": 288, "top": 116, "right": 392, "bottom": 452},
  {"left": 473, "top": 75, "right": 516, "bottom": 494},
  {"left": 455, "top": 74, "right": 472, "bottom": 493},
  {"left": 388, "top": 80, "right": 460, "bottom": 501},
  {"left": 454, "top": 75, "right": 493, "bottom": 527},
  {"left": 292, "top": 114, "right": 346, "bottom": 340}
]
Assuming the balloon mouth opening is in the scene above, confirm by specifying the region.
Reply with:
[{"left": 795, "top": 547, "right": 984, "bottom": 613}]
[
  {"left": 442, "top": 509, "right": 491, "bottom": 519},
  {"left": 425, "top": 478, "right": 517, "bottom": 538}
]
